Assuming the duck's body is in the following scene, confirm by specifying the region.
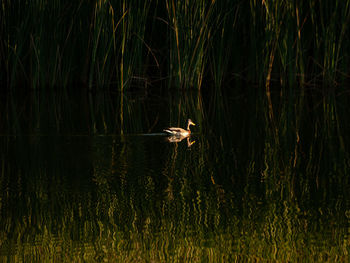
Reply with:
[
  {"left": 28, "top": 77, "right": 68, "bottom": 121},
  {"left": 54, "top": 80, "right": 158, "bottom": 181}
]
[
  {"left": 164, "top": 119, "right": 195, "bottom": 137},
  {"left": 164, "top": 127, "right": 191, "bottom": 137}
]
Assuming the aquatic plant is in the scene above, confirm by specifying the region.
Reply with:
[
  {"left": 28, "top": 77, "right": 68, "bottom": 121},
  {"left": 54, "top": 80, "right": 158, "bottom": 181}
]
[{"left": 2, "top": 0, "right": 350, "bottom": 89}]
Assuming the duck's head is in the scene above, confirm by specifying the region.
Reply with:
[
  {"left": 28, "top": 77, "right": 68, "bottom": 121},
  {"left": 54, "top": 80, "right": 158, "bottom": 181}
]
[
  {"left": 188, "top": 119, "right": 195, "bottom": 126},
  {"left": 187, "top": 119, "right": 196, "bottom": 130}
]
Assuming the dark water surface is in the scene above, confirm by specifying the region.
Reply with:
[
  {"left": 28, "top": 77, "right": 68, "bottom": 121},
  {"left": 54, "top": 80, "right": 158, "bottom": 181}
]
[{"left": 0, "top": 89, "right": 349, "bottom": 262}]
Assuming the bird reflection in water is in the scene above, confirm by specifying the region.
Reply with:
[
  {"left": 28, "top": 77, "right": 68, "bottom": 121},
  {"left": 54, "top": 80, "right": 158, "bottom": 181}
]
[{"left": 166, "top": 135, "right": 195, "bottom": 147}]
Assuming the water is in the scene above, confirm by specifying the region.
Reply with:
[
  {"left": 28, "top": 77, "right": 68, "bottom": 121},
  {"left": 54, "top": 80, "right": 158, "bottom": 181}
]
[{"left": 0, "top": 89, "right": 349, "bottom": 262}]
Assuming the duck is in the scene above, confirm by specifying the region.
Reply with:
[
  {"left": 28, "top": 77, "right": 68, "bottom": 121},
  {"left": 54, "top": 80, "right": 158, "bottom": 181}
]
[{"left": 164, "top": 119, "right": 196, "bottom": 137}]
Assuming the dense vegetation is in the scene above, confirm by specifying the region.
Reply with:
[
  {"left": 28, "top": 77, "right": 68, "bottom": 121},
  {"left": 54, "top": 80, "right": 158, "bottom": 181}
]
[{"left": 1, "top": 0, "right": 350, "bottom": 90}]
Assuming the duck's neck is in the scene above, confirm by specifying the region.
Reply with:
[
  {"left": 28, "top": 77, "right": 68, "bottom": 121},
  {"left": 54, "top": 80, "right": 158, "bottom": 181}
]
[{"left": 187, "top": 122, "right": 190, "bottom": 131}]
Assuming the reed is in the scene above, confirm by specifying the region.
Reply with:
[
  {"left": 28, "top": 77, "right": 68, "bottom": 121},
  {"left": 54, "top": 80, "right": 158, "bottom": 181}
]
[
  {"left": 1, "top": 0, "right": 350, "bottom": 90},
  {"left": 87, "top": 0, "right": 152, "bottom": 89},
  {"left": 208, "top": 2, "right": 238, "bottom": 89},
  {"left": 164, "top": 0, "right": 216, "bottom": 89},
  {"left": 0, "top": 0, "right": 151, "bottom": 89}
]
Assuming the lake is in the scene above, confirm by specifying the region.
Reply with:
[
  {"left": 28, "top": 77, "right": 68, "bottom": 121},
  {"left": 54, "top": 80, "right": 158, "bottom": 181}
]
[{"left": 0, "top": 88, "right": 349, "bottom": 262}]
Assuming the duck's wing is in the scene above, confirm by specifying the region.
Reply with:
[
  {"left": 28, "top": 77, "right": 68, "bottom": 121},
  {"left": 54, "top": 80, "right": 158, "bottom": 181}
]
[{"left": 163, "top": 127, "right": 186, "bottom": 134}]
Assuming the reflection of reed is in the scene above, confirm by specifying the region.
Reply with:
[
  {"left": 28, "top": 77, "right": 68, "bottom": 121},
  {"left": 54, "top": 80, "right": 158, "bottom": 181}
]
[
  {"left": 166, "top": 135, "right": 195, "bottom": 147},
  {"left": 1, "top": 86, "right": 350, "bottom": 261}
]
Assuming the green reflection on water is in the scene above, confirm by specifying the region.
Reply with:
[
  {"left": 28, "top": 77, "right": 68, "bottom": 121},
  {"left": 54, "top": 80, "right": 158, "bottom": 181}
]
[{"left": 0, "top": 91, "right": 350, "bottom": 262}]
